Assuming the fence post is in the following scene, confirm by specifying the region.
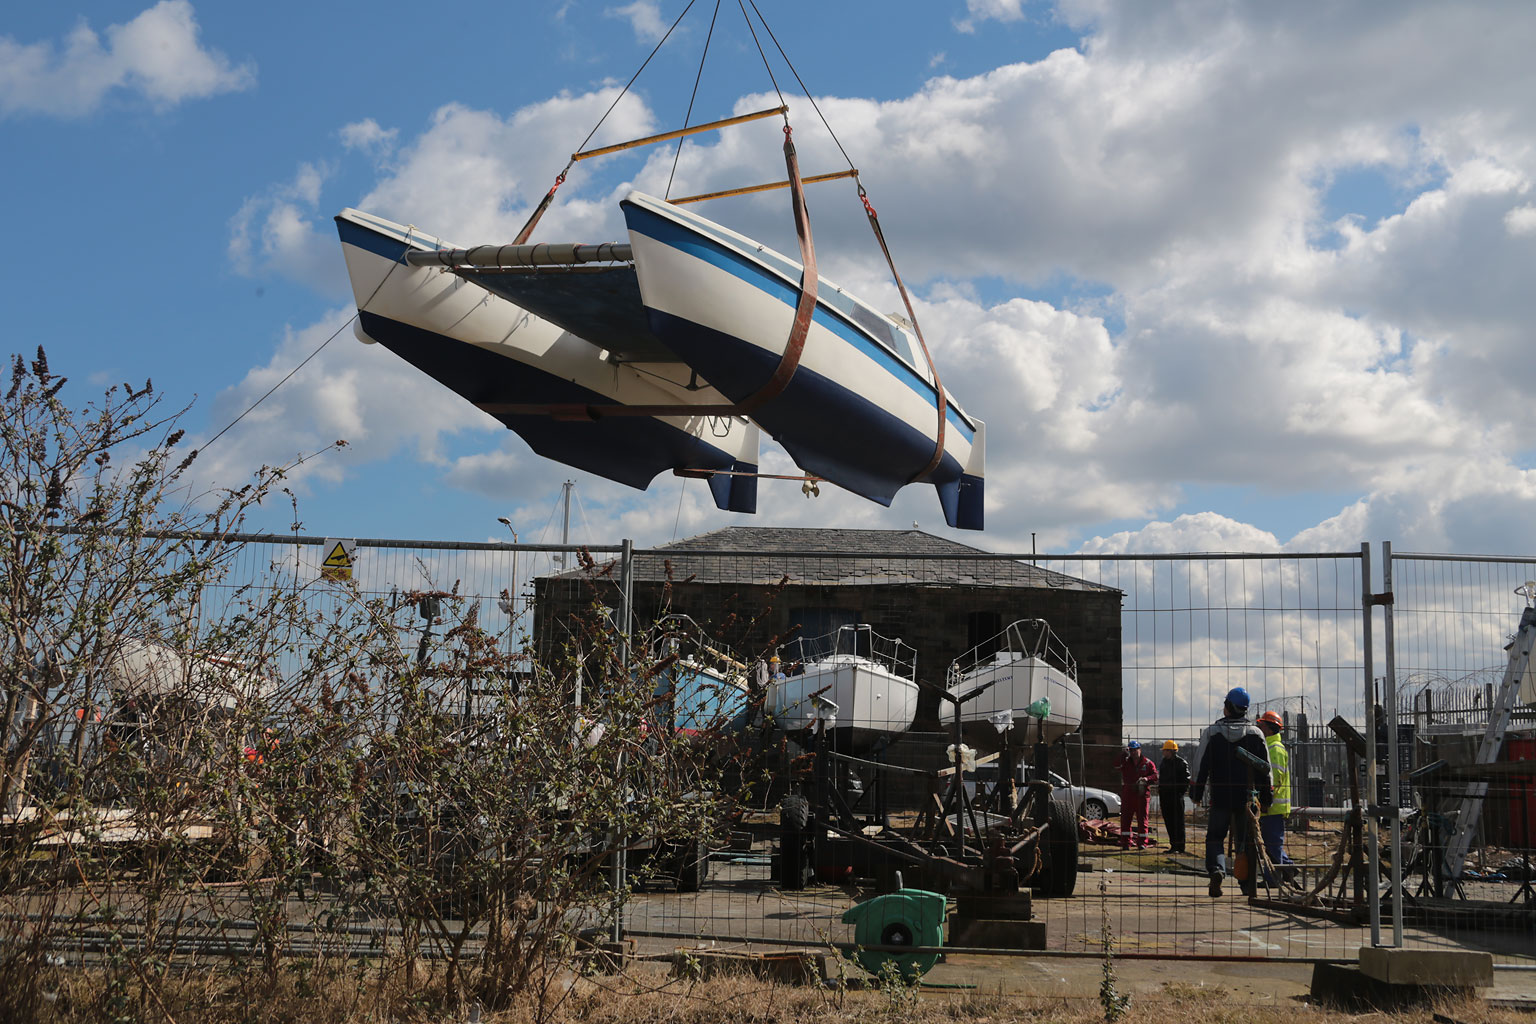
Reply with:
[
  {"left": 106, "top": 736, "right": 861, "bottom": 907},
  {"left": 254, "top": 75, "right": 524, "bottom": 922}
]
[
  {"left": 611, "top": 539, "right": 635, "bottom": 945},
  {"left": 1361, "top": 542, "right": 1381, "bottom": 945},
  {"left": 1382, "top": 541, "right": 1403, "bottom": 946}
]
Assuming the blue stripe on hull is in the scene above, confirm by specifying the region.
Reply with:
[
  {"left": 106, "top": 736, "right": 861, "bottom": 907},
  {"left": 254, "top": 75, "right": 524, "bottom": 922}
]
[
  {"left": 647, "top": 308, "right": 971, "bottom": 523},
  {"left": 336, "top": 216, "right": 411, "bottom": 261},
  {"left": 624, "top": 202, "right": 974, "bottom": 441},
  {"left": 356, "top": 311, "right": 758, "bottom": 513}
]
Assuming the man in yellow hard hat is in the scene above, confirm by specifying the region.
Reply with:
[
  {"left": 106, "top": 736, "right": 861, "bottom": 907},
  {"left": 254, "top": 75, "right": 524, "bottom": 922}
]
[
  {"left": 1158, "top": 740, "right": 1191, "bottom": 855},
  {"left": 1256, "top": 711, "right": 1294, "bottom": 885}
]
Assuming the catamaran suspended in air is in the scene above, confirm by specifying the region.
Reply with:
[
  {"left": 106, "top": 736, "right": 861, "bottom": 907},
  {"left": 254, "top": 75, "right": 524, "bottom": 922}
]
[{"left": 334, "top": 4, "right": 985, "bottom": 529}]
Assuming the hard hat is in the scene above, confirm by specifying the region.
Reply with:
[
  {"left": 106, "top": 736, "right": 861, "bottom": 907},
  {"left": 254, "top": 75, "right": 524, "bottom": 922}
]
[
  {"left": 1257, "top": 710, "right": 1283, "bottom": 730},
  {"left": 1224, "top": 686, "right": 1251, "bottom": 712},
  {"left": 769, "top": 654, "right": 780, "bottom": 662},
  {"left": 1126, "top": 739, "right": 1140, "bottom": 750},
  {"left": 1163, "top": 740, "right": 1179, "bottom": 751}
]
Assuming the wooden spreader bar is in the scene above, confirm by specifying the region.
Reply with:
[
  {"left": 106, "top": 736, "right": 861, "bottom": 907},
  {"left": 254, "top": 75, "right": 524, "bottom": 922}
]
[
  {"left": 668, "top": 169, "right": 858, "bottom": 205},
  {"left": 572, "top": 104, "right": 788, "bottom": 161}
]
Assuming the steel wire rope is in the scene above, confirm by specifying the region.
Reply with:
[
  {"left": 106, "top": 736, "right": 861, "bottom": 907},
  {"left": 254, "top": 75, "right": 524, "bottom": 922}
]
[
  {"left": 664, "top": 0, "right": 724, "bottom": 201},
  {"left": 573, "top": 0, "right": 700, "bottom": 158},
  {"left": 197, "top": 228, "right": 421, "bottom": 455}
]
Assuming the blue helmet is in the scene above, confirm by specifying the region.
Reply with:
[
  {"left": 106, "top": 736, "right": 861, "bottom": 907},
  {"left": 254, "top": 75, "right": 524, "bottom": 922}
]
[
  {"left": 1126, "top": 740, "right": 1141, "bottom": 750},
  {"left": 1225, "top": 686, "right": 1251, "bottom": 712}
]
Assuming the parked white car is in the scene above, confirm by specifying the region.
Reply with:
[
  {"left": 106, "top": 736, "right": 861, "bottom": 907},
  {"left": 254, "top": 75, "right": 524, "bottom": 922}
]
[{"left": 965, "top": 764, "right": 1122, "bottom": 819}]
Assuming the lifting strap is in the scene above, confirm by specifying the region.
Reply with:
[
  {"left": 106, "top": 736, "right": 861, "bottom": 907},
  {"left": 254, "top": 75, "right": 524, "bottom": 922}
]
[
  {"left": 511, "top": 163, "right": 570, "bottom": 246},
  {"left": 857, "top": 179, "right": 947, "bottom": 483},
  {"left": 473, "top": 124, "right": 816, "bottom": 424},
  {"left": 734, "top": 123, "right": 817, "bottom": 416}
]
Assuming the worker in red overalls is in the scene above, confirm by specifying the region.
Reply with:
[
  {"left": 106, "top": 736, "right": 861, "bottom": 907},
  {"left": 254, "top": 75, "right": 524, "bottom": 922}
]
[{"left": 1113, "top": 740, "right": 1159, "bottom": 849}]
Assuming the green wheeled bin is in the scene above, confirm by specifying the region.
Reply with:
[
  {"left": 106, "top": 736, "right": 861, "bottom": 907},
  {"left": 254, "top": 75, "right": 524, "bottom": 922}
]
[{"left": 840, "top": 888, "right": 946, "bottom": 982}]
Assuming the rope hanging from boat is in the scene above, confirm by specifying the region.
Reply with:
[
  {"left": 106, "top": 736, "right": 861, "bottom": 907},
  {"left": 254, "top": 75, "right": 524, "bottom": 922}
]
[{"left": 857, "top": 179, "right": 948, "bottom": 483}]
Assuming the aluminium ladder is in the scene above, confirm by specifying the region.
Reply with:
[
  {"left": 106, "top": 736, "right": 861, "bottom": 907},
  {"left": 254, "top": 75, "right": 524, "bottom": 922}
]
[{"left": 1443, "top": 587, "right": 1536, "bottom": 878}]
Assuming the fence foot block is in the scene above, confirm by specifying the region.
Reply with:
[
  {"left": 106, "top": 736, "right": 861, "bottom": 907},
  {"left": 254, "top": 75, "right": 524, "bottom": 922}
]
[
  {"left": 950, "top": 917, "right": 1045, "bottom": 949},
  {"left": 1357, "top": 945, "right": 1493, "bottom": 988},
  {"left": 671, "top": 949, "right": 819, "bottom": 984},
  {"left": 1312, "top": 956, "right": 1490, "bottom": 1012}
]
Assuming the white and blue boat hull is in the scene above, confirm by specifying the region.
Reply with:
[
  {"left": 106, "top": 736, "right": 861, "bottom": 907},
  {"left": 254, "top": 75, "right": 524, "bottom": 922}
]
[
  {"left": 335, "top": 208, "right": 761, "bottom": 512},
  {"left": 621, "top": 192, "right": 985, "bottom": 530}
]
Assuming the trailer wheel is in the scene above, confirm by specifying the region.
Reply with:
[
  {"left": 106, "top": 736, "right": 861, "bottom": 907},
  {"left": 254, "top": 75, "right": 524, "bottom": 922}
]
[
  {"left": 1038, "top": 796, "right": 1079, "bottom": 897},
  {"left": 778, "top": 793, "right": 814, "bottom": 890},
  {"left": 781, "top": 793, "right": 810, "bottom": 830}
]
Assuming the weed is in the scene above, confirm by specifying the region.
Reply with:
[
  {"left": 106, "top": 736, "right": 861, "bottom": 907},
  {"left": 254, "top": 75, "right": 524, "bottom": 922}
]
[{"left": 1097, "top": 874, "right": 1130, "bottom": 1023}]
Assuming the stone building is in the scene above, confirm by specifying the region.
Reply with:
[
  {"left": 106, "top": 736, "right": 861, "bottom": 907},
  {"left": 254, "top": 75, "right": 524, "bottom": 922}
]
[{"left": 533, "top": 527, "right": 1124, "bottom": 788}]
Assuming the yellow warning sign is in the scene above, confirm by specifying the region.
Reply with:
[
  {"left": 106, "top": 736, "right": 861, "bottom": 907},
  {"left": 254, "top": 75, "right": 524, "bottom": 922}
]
[{"left": 320, "top": 538, "right": 356, "bottom": 582}]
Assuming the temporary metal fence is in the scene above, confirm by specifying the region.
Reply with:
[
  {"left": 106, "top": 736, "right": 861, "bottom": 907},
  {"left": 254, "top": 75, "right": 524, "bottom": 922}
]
[
  {"left": 614, "top": 546, "right": 1384, "bottom": 963},
  {"left": 9, "top": 532, "right": 1536, "bottom": 973},
  {"left": 1377, "top": 549, "right": 1536, "bottom": 959}
]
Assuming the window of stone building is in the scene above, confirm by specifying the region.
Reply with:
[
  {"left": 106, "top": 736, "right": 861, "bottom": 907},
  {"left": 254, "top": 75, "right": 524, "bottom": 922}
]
[
  {"left": 787, "top": 607, "right": 860, "bottom": 662},
  {"left": 966, "top": 610, "right": 1004, "bottom": 657}
]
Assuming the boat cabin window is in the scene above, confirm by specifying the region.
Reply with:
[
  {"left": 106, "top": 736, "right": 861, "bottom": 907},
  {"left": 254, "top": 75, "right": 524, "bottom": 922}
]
[
  {"left": 847, "top": 303, "right": 917, "bottom": 368},
  {"left": 746, "top": 244, "right": 919, "bottom": 371}
]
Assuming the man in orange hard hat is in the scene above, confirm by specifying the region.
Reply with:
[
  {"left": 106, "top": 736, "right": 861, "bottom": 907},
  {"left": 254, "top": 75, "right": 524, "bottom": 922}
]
[{"left": 1256, "top": 710, "right": 1294, "bottom": 885}]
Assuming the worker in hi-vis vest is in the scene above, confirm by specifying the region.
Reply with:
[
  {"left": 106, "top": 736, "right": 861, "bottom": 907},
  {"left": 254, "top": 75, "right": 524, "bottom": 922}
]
[{"left": 1256, "top": 711, "right": 1294, "bottom": 885}]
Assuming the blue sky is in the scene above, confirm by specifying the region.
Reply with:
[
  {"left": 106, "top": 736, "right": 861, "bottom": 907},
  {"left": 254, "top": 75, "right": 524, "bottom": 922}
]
[{"left": 4, "top": 0, "right": 1535, "bottom": 556}]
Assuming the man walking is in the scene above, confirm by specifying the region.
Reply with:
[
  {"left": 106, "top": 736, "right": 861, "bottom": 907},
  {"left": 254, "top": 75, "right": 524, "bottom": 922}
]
[
  {"left": 1256, "top": 710, "right": 1294, "bottom": 885},
  {"left": 1158, "top": 740, "right": 1191, "bottom": 855},
  {"left": 1112, "top": 740, "right": 1158, "bottom": 849},
  {"left": 1190, "top": 687, "right": 1272, "bottom": 897}
]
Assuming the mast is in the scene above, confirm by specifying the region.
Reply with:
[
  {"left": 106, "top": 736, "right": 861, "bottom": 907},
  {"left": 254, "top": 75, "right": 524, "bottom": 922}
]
[{"left": 559, "top": 480, "right": 573, "bottom": 569}]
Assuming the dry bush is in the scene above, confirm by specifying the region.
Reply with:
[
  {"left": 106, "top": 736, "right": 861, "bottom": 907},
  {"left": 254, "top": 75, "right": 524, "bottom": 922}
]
[{"left": 2, "top": 348, "right": 764, "bottom": 1022}]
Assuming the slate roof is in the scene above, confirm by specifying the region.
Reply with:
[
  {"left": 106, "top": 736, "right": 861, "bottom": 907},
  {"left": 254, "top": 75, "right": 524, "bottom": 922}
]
[{"left": 587, "top": 527, "right": 1119, "bottom": 593}]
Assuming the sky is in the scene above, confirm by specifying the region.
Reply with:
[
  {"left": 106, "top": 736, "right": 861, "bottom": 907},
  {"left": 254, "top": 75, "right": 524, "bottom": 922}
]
[{"left": 4, "top": 0, "right": 1535, "bottom": 558}]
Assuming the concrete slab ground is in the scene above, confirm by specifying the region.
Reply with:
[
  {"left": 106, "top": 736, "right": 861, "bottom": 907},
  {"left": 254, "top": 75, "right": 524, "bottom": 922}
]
[{"left": 623, "top": 850, "right": 1536, "bottom": 1010}]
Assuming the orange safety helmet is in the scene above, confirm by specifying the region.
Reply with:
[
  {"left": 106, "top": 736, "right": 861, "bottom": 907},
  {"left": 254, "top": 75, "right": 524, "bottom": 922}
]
[{"left": 1257, "top": 710, "right": 1284, "bottom": 730}]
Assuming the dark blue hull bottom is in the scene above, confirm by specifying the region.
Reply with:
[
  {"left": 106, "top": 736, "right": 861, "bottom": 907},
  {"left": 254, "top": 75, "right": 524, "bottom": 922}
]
[
  {"left": 646, "top": 309, "right": 982, "bottom": 529},
  {"left": 357, "top": 311, "right": 758, "bottom": 513}
]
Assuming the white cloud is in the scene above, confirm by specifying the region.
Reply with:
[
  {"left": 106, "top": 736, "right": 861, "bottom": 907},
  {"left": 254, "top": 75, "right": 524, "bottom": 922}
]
[
  {"left": 353, "top": 90, "right": 654, "bottom": 244},
  {"left": 339, "top": 118, "right": 398, "bottom": 156},
  {"left": 956, "top": 0, "right": 1029, "bottom": 33},
  {"left": 1078, "top": 513, "right": 1281, "bottom": 555},
  {"left": 228, "top": 162, "right": 344, "bottom": 294},
  {"left": 1505, "top": 204, "right": 1536, "bottom": 237},
  {"left": 606, "top": 2, "right": 668, "bottom": 44},
  {"left": 0, "top": 1, "right": 253, "bottom": 118},
  {"left": 188, "top": 309, "right": 495, "bottom": 497},
  {"left": 220, "top": 1, "right": 1536, "bottom": 556}
]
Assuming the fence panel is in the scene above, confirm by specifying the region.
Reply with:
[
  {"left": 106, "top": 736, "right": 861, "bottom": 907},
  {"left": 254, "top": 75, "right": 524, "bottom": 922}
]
[
  {"left": 15, "top": 533, "right": 1534, "bottom": 975},
  {"left": 620, "top": 548, "right": 1380, "bottom": 962},
  {"left": 1386, "top": 552, "right": 1536, "bottom": 962}
]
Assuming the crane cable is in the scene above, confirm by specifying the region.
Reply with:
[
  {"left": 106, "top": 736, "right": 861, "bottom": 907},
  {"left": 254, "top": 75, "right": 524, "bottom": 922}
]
[{"left": 742, "top": 0, "right": 948, "bottom": 482}]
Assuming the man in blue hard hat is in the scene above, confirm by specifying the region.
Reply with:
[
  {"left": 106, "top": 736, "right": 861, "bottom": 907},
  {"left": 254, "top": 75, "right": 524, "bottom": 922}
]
[
  {"left": 1189, "top": 687, "right": 1272, "bottom": 898},
  {"left": 1112, "top": 740, "right": 1159, "bottom": 849}
]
